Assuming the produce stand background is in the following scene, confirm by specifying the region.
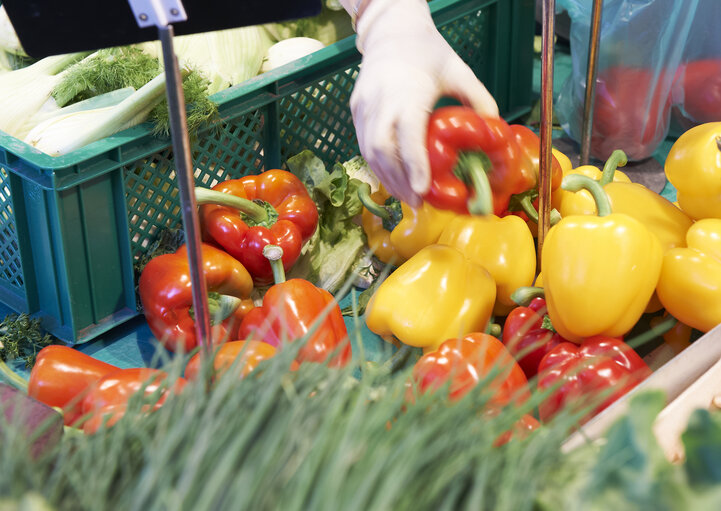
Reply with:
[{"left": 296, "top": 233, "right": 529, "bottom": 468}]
[
  {"left": 0, "top": 0, "right": 534, "bottom": 346},
  {"left": 2, "top": 37, "right": 686, "bottom": 379}
]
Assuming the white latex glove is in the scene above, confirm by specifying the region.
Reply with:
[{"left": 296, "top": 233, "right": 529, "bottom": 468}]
[{"left": 343, "top": 0, "right": 499, "bottom": 206}]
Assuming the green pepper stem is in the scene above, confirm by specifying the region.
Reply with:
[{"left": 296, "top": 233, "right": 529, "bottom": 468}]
[
  {"left": 511, "top": 286, "right": 545, "bottom": 307},
  {"left": 263, "top": 245, "right": 286, "bottom": 284},
  {"left": 357, "top": 183, "right": 391, "bottom": 221},
  {"left": 0, "top": 359, "right": 28, "bottom": 392},
  {"left": 195, "top": 187, "right": 270, "bottom": 223},
  {"left": 455, "top": 152, "right": 494, "bottom": 216},
  {"left": 517, "top": 194, "right": 562, "bottom": 226},
  {"left": 626, "top": 316, "right": 679, "bottom": 351},
  {"left": 598, "top": 150, "right": 628, "bottom": 186},
  {"left": 189, "top": 292, "right": 242, "bottom": 325},
  {"left": 561, "top": 174, "right": 613, "bottom": 217},
  {"left": 210, "top": 294, "right": 243, "bottom": 323},
  {"left": 486, "top": 323, "right": 502, "bottom": 338},
  {"left": 382, "top": 344, "right": 414, "bottom": 373}
]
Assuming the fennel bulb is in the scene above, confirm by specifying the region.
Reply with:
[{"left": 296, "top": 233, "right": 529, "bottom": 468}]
[
  {"left": 0, "top": 6, "right": 24, "bottom": 56},
  {"left": 25, "top": 73, "right": 168, "bottom": 156},
  {"left": 0, "top": 53, "right": 84, "bottom": 139},
  {"left": 261, "top": 37, "right": 325, "bottom": 73},
  {"left": 140, "top": 26, "right": 272, "bottom": 94}
]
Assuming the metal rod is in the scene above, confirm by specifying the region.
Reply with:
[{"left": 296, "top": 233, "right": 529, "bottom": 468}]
[
  {"left": 580, "top": 0, "right": 604, "bottom": 165},
  {"left": 158, "top": 25, "right": 212, "bottom": 352},
  {"left": 537, "top": 0, "right": 556, "bottom": 269}
]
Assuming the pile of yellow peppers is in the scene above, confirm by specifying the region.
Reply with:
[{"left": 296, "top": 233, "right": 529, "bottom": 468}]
[{"left": 361, "top": 122, "right": 721, "bottom": 355}]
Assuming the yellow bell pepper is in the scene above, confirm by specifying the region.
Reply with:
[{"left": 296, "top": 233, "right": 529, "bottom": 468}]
[
  {"left": 438, "top": 215, "right": 536, "bottom": 316},
  {"left": 554, "top": 150, "right": 631, "bottom": 215},
  {"left": 558, "top": 150, "right": 693, "bottom": 253},
  {"left": 542, "top": 175, "right": 662, "bottom": 342},
  {"left": 553, "top": 147, "right": 573, "bottom": 174},
  {"left": 365, "top": 244, "right": 496, "bottom": 352},
  {"left": 656, "top": 219, "right": 721, "bottom": 332},
  {"left": 360, "top": 184, "right": 455, "bottom": 265},
  {"left": 665, "top": 122, "right": 721, "bottom": 220}
]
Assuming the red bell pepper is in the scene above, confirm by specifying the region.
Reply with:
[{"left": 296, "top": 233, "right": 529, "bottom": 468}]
[
  {"left": 537, "top": 336, "right": 652, "bottom": 423},
  {"left": 411, "top": 333, "right": 530, "bottom": 406},
  {"left": 28, "top": 345, "right": 119, "bottom": 426},
  {"left": 138, "top": 243, "right": 255, "bottom": 353},
  {"left": 184, "top": 340, "right": 299, "bottom": 380},
  {"left": 492, "top": 412, "right": 540, "bottom": 447},
  {"left": 591, "top": 66, "right": 673, "bottom": 161},
  {"left": 197, "top": 169, "right": 319, "bottom": 286},
  {"left": 509, "top": 124, "right": 563, "bottom": 194},
  {"left": 238, "top": 246, "right": 351, "bottom": 367},
  {"left": 673, "top": 59, "right": 721, "bottom": 125},
  {"left": 82, "top": 368, "right": 187, "bottom": 434},
  {"left": 505, "top": 125, "right": 564, "bottom": 226},
  {"left": 502, "top": 297, "right": 565, "bottom": 380},
  {"left": 424, "top": 106, "right": 535, "bottom": 216}
]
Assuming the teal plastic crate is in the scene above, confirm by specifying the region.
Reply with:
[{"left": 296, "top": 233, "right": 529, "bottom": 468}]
[{"left": 0, "top": 0, "right": 535, "bottom": 344}]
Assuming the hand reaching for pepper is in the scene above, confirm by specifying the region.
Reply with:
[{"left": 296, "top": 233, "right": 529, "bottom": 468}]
[{"left": 341, "top": 0, "right": 499, "bottom": 206}]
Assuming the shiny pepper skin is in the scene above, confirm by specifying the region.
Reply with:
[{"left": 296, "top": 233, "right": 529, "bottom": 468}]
[
  {"left": 365, "top": 245, "right": 496, "bottom": 352},
  {"left": 542, "top": 213, "right": 662, "bottom": 342},
  {"left": 657, "top": 219, "right": 721, "bottom": 332},
  {"left": 361, "top": 185, "right": 456, "bottom": 265},
  {"left": 665, "top": 122, "right": 721, "bottom": 220},
  {"left": 438, "top": 214, "right": 536, "bottom": 316},
  {"left": 411, "top": 333, "right": 530, "bottom": 405},
  {"left": 538, "top": 337, "right": 651, "bottom": 423}
]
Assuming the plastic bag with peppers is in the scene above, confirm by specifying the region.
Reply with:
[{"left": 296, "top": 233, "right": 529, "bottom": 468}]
[
  {"left": 671, "top": 0, "right": 721, "bottom": 129},
  {"left": 556, "top": 0, "right": 699, "bottom": 161}
]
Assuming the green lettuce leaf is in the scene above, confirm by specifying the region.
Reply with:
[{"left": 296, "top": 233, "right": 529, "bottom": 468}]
[{"left": 286, "top": 151, "right": 367, "bottom": 294}]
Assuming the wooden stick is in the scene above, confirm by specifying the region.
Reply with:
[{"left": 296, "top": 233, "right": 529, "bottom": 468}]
[
  {"left": 537, "top": 0, "right": 556, "bottom": 268},
  {"left": 580, "top": 0, "right": 604, "bottom": 165}
]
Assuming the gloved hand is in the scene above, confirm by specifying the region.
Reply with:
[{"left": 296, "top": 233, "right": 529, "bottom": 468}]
[{"left": 344, "top": 0, "right": 499, "bottom": 206}]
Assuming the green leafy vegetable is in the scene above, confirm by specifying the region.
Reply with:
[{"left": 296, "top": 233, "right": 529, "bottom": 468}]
[
  {"left": 286, "top": 150, "right": 367, "bottom": 293},
  {"left": 682, "top": 408, "right": 721, "bottom": 486},
  {"left": 264, "top": 5, "right": 354, "bottom": 47},
  {"left": 0, "top": 313, "right": 55, "bottom": 368},
  {"left": 341, "top": 276, "right": 381, "bottom": 316},
  {"left": 539, "top": 391, "right": 721, "bottom": 511}
]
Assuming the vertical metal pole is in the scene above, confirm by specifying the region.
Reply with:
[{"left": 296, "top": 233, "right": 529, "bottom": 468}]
[
  {"left": 537, "top": 0, "right": 556, "bottom": 269},
  {"left": 580, "top": 0, "right": 604, "bottom": 165},
  {"left": 158, "top": 25, "right": 212, "bottom": 351}
]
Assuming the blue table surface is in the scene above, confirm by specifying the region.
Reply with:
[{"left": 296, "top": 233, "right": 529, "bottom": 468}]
[{"left": 2, "top": 45, "right": 679, "bottom": 381}]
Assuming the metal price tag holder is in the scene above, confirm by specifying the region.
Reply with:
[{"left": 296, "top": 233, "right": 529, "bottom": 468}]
[{"left": 2, "top": 0, "right": 321, "bottom": 351}]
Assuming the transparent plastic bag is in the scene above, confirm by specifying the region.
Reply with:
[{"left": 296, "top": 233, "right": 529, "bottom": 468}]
[
  {"left": 556, "top": 0, "right": 699, "bottom": 161},
  {"left": 671, "top": 0, "right": 721, "bottom": 130}
]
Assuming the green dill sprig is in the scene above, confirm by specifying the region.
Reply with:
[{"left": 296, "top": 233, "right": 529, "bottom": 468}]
[
  {"left": 52, "top": 47, "right": 161, "bottom": 107},
  {"left": 0, "top": 313, "right": 55, "bottom": 368},
  {"left": 52, "top": 46, "right": 220, "bottom": 139},
  {"left": 149, "top": 69, "right": 220, "bottom": 138}
]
